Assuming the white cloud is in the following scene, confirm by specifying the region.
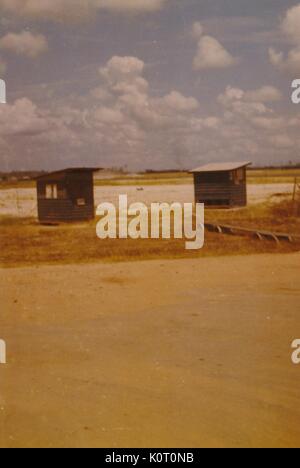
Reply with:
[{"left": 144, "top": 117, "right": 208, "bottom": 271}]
[
  {"left": 214, "top": 84, "right": 298, "bottom": 161},
  {"left": 281, "top": 4, "right": 300, "bottom": 43},
  {"left": 0, "top": 31, "right": 48, "bottom": 58},
  {"left": 0, "top": 97, "right": 49, "bottom": 136},
  {"left": 89, "top": 86, "right": 112, "bottom": 102},
  {"left": 0, "top": 0, "right": 168, "bottom": 23},
  {"left": 244, "top": 86, "right": 282, "bottom": 103},
  {"left": 218, "top": 85, "right": 282, "bottom": 107},
  {"left": 1, "top": 55, "right": 299, "bottom": 170},
  {"left": 193, "top": 35, "right": 237, "bottom": 70},
  {"left": 0, "top": 55, "right": 204, "bottom": 168},
  {"left": 100, "top": 56, "right": 145, "bottom": 84},
  {"left": 93, "top": 106, "right": 124, "bottom": 125},
  {"left": 269, "top": 4, "right": 300, "bottom": 74},
  {"left": 217, "top": 86, "right": 245, "bottom": 106},
  {"left": 251, "top": 116, "right": 284, "bottom": 131},
  {"left": 161, "top": 91, "right": 199, "bottom": 112},
  {"left": 218, "top": 85, "right": 280, "bottom": 133},
  {"left": 269, "top": 46, "right": 300, "bottom": 74},
  {"left": 202, "top": 117, "right": 220, "bottom": 129}
]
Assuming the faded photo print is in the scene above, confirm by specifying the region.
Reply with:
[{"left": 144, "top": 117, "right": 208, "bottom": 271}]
[{"left": 0, "top": 0, "right": 300, "bottom": 451}]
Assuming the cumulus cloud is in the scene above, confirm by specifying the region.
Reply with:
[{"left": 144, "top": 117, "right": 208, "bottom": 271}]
[
  {"left": 244, "top": 86, "right": 282, "bottom": 103},
  {"left": 217, "top": 84, "right": 297, "bottom": 150},
  {"left": 269, "top": 4, "right": 300, "bottom": 74},
  {"left": 251, "top": 116, "right": 284, "bottom": 131},
  {"left": 205, "top": 84, "right": 299, "bottom": 164},
  {"left": 281, "top": 4, "right": 300, "bottom": 43},
  {"left": 0, "top": 97, "right": 49, "bottom": 136},
  {"left": 194, "top": 36, "right": 237, "bottom": 70},
  {"left": 217, "top": 86, "right": 282, "bottom": 126},
  {"left": 161, "top": 91, "right": 199, "bottom": 112},
  {"left": 217, "top": 86, "right": 244, "bottom": 105},
  {"left": 100, "top": 56, "right": 145, "bottom": 85},
  {"left": 88, "top": 71, "right": 298, "bottom": 166},
  {"left": 0, "top": 31, "right": 48, "bottom": 58},
  {"left": 0, "top": 0, "right": 168, "bottom": 23},
  {"left": 96, "top": 56, "right": 198, "bottom": 139},
  {"left": 1, "top": 54, "right": 298, "bottom": 170},
  {"left": 218, "top": 85, "right": 282, "bottom": 106},
  {"left": 192, "top": 23, "right": 237, "bottom": 70},
  {"left": 269, "top": 46, "right": 300, "bottom": 74},
  {"left": 93, "top": 106, "right": 124, "bottom": 125},
  {"left": 0, "top": 55, "right": 204, "bottom": 169}
]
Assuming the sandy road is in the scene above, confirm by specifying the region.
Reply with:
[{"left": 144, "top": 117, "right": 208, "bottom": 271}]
[{"left": 0, "top": 253, "right": 300, "bottom": 448}]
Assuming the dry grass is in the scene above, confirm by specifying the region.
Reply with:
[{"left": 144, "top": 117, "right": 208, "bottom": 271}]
[
  {"left": 0, "top": 200, "right": 299, "bottom": 268},
  {"left": 248, "top": 168, "right": 300, "bottom": 185},
  {"left": 0, "top": 180, "right": 35, "bottom": 190},
  {"left": 206, "top": 199, "right": 300, "bottom": 233}
]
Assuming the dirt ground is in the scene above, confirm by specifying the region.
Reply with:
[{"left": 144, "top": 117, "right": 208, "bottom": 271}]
[
  {"left": 0, "top": 183, "right": 294, "bottom": 218},
  {"left": 0, "top": 253, "right": 300, "bottom": 448}
]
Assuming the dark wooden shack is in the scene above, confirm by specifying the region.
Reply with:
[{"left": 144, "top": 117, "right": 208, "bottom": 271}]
[
  {"left": 191, "top": 162, "right": 251, "bottom": 208},
  {"left": 36, "top": 168, "right": 100, "bottom": 224}
]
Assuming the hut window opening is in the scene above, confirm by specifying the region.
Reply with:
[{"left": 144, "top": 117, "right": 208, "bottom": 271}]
[
  {"left": 46, "top": 184, "right": 58, "bottom": 199},
  {"left": 77, "top": 198, "right": 86, "bottom": 206},
  {"left": 233, "top": 169, "right": 245, "bottom": 185}
]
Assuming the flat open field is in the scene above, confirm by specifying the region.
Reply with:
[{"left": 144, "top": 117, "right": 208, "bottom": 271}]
[
  {"left": 1, "top": 168, "right": 300, "bottom": 191},
  {"left": 0, "top": 182, "right": 299, "bottom": 267},
  {"left": 0, "top": 182, "right": 296, "bottom": 219},
  {"left": 93, "top": 168, "right": 300, "bottom": 186},
  {"left": 1, "top": 253, "right": 300, "bottom": 448}
]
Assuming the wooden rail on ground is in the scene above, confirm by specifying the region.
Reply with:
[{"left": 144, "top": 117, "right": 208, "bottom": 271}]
[{"left": 205, "top": 223, "right": 300, "bottom": 244}]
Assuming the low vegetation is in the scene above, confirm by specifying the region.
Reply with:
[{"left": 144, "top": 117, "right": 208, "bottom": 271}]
[
  {"left": 0, "top": 200, "right": 299, "bottom": 268},
  {"left": 206, "top": 199, "right": 300, "bottom": 233}
]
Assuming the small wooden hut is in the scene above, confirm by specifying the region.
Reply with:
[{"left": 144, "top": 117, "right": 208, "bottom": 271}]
[
  {"left": 191, "top": 162, "right": 251, "bottom": 208},
  {"left": 36, "top": 168, "right": 100, "bottom": 224}
]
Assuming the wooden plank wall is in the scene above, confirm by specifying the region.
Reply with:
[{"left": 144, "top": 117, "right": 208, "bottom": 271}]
[
  {"left": 37, "top": 199, "right": 94, "bottom": 222},
  {"left": 194, "top": 171, "right": 247, "bottom": 207},
  {"left": 37, "top": 172, "right": 95, "bottom": 223}
]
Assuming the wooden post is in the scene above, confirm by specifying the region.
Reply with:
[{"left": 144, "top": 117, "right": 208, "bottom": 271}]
[{"left": 292, "top": 178, "right": 299, "bottom": 216}]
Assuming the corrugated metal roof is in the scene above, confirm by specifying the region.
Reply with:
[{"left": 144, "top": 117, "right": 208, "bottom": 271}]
[
  {"left": 35, "top": 168, "right": 101, "bottom": 180},
  {"left": 190, "top": 162, "right": 252, "bottom": 173}
]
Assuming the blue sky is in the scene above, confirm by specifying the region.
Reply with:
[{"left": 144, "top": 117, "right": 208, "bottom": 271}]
[{"left": 0, "top": 0, "right": 299, "bottom": 170}]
